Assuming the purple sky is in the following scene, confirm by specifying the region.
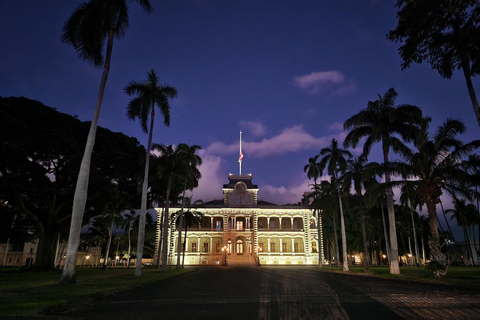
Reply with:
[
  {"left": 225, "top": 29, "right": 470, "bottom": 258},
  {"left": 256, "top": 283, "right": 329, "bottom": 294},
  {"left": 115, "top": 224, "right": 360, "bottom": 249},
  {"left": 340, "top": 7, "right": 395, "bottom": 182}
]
[{"left": 1, "top": 1, "right": 479, "bottom": 213}]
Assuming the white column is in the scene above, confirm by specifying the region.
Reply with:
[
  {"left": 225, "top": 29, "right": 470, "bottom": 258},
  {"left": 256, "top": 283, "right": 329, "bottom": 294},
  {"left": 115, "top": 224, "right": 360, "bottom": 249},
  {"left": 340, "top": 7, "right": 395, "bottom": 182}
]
[
  {"left": 268, "top": 238, "right": 271, "bottom": 252},
  {"left": 210, "top": 237, "right": 213, "bottom": 254},
  {"left": 291, "top": 238, "right": 295, "bottom": 253},
  {"left": 290, "top": 218, "right": 294, "bottom": 230},
  {"left": 267, "top": 217, "right": 270, "bottom": 230},
  {"left": 197, "top": 237, "right": 201, "bottom": 253},
  {"left": 280, "top": 238, "right": 283, "bottom": 252},
  {"left": 210, "top": 217, "right": 213, "bottom": 230},
  {"left": 279, "top": 218, "right": 282, "bottom": 230}
]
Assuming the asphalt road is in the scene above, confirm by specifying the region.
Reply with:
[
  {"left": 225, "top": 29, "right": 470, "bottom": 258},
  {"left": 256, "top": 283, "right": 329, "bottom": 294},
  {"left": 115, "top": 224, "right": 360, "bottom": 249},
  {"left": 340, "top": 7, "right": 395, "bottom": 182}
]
[{"left": 53, "top": 266, "right": 480, "bottom": 320}]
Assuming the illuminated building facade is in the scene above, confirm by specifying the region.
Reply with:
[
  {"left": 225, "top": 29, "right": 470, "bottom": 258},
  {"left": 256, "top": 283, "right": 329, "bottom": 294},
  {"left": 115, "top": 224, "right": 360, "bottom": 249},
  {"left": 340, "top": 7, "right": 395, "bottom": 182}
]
[{"left": 157, "top": 173, "right": 323, "bottom": 266}]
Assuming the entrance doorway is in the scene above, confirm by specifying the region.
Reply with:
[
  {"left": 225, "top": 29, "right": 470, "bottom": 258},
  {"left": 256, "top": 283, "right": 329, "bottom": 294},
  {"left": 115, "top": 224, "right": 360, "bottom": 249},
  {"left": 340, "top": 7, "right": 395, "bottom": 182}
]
[{"left": 236, "top": 239, "right": 244, "bottom": 255}]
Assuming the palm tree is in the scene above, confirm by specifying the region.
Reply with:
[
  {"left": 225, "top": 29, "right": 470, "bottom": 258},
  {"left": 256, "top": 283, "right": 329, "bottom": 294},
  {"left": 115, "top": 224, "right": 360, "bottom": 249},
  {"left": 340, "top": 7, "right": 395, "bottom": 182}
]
[
  {"left": 312, "top": 180, "right": 340, "bottom": 268},
  {"left": 178, "top": 198, "right": 204, "bottom": 267},
  {"left": 447, "top": 198, "right": 479, "bottom": 265},
  {"left": 343, "top": 87, "right": 422, "bottom": 275},
  {"left": 395, "top": 118, "right": 480, "bottom": 276},
  {"left": 304, "top": 155, "right": 323, "bottom": 268},
  {"left": 318, "top": 139, "right": 352, "bottom": 271},
  {"left": 102, "top": 211, "right": 124, "bottom": 269},
  {"left": 174, "top": 146, "right": 202, "bottom": 269},
  {"left": 152, "top": 144, "right": 202, "bottom": 270},
  {"left": 60, "top": 0, "right": 153, "bottom": 284},
  {"left": 399, "top": 184, "right": 423, "bottom": 266},
  {"left": 340, "top": 156, "right": 378, "bottom": 273},
  {"left": 122, "top": 210, "right": 136, "bottom": 268},
  {"left": 124, "top": 69, "right": 177, "bottom": 276}
]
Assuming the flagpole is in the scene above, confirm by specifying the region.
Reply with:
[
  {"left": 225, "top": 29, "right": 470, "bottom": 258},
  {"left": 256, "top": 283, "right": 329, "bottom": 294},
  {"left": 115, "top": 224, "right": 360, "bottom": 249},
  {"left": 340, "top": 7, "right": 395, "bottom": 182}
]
[{"left": 239, "top": 130, "right": 242, "bottom": 175}]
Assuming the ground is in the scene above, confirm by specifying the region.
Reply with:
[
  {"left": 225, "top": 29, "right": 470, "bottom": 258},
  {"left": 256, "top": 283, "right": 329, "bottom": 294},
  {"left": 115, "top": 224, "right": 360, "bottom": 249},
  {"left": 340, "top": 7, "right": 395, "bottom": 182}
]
[{"left": 8, "top": 266, "right": 480, "bottom": 319}]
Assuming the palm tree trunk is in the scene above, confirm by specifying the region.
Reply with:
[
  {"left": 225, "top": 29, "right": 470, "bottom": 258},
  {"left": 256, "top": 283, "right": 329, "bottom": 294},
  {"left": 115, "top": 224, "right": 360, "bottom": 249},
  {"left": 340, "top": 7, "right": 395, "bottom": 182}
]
[
  {"left": 60, "top": 28, "right": 114, "bottom": 284},
  {"left": 316, "top": 209, "right": 323, "bottom": 268},
  {"left": 156, "top": 208, "right": 164, "bottom": 268},
  {"left": 135, "top": 107, "right": 155, "bottom": 276},
  {"left": 336, "top": 187, "right": 348, "bottom": 271},
  {"left": 461, "top": 60, "right": 480, "bottom": 129},
  {"left": 384, "top": 153, "right": 400, "bottom": 275},
  {"left": 332, "top": 212, "right": 340, "bottom": 268},
  {"left": 127, "top": 224, "right": 131, "bottom": 268},
  {"left": 182, "top": 224, "right": 188, "bottom": 267},
  {"left": 381, "top": 201, "right": 391, "bottom": 264},
  {"left": 161, "top": 176, "right": 173, "bottom": 270},
  {"left": 103, "top": 220, "right": 114, "bottom": 270},
  {"left": 176, "top": 185, "right": 187, "bottom": 269},
  {"left": 360, "top": 208, "right": 370, "bottom": 272},
  {"left": 409, "top": 203, "right": 421, "bottom": 267}
]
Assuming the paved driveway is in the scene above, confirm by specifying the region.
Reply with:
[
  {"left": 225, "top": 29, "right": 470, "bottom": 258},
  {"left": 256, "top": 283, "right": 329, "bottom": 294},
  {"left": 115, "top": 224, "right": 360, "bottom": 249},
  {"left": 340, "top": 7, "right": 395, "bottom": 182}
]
[{"left": 54, "top": 266, "right": 480, "bottom": 320}]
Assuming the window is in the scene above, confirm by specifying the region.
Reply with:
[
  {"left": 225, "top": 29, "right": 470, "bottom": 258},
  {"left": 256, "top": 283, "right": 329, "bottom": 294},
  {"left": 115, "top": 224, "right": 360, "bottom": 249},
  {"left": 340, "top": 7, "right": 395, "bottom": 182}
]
[
  {"left": 259, "top": 220, "right": 264, "bottom": 228},
  {"left": 236, "top": 221, "right": 243, "bottom": 231},
  {"left": 282, "top": 242, "right": 287, "bottom": 252},
  {"left": 215, "top": 242, "right": 220, "bottom": 253},
  {"left": 259, "top": 243, "right": 264, "bottom": 252},
  {"left": 181, "top": 243, "right": 185, "bottom": 252},
  {"left": 271, "top": 243, "right": 276, "bottom": 253},
  {"left": 203, "top": 243, "right": 208, "bottom": 253},
  {"left": 294, "top": 243, "right": 299, "bottom": 253},
  {"left": 192, "top": 243, "right": 197, "bottom": 253},
  {"left": 312, "top": 241, "right": 317, "bottom": 253}
]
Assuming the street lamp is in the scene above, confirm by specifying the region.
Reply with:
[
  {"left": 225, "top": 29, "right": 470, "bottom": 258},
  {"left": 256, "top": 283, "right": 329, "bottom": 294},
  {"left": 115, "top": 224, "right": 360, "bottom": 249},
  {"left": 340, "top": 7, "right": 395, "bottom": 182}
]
[{"left": 221, "top": 245, "right": 228, "bottom": 266}]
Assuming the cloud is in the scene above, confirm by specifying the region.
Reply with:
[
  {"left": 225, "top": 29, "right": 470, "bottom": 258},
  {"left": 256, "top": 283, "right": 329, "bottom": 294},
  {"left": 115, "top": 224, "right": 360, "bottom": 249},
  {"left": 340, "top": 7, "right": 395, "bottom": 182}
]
[
  {"left": 207, "top": 125, "right": 344, "bottom": 158},
  {"left": 239, "top": 120, "right": 266, "bottom": 137},
  {"left": 293, "top": 70, "right": 356, "bottom": 96},
  {"left": 260, "top": 177, "right": 311, "bottom": 205},
  {"left": 187, "top": 150, "right": 225, "bottom": 201}
]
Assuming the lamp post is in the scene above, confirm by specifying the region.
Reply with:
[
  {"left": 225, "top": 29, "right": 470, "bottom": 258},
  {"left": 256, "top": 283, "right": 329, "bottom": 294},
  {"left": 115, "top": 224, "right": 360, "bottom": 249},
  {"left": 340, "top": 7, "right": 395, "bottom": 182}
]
[{"left": 221, "top": 245, "right": 228, "bottom": 266}]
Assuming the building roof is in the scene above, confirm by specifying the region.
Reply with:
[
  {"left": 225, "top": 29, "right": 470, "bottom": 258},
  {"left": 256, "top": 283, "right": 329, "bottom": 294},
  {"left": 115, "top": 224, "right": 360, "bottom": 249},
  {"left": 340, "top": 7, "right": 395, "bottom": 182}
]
[{"left": 223, "top": 174, "right": 258, "bottom": 189}]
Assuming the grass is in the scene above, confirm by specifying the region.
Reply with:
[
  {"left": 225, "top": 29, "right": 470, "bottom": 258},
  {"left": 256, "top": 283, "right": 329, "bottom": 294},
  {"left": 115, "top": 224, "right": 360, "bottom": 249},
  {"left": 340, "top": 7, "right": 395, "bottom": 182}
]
[
  {"left": 0, "top": 266, "right": 193, "bottom": 317},
  {"left": 318, "top": 265, "right": 480, "bottom": 289}
]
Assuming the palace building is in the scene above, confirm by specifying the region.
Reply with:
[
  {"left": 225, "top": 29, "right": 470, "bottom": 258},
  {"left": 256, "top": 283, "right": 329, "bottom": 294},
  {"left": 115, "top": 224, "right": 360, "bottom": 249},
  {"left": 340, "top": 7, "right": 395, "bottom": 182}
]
[{"left": 156, "top": 173, "right": 323, "bottom": 266}]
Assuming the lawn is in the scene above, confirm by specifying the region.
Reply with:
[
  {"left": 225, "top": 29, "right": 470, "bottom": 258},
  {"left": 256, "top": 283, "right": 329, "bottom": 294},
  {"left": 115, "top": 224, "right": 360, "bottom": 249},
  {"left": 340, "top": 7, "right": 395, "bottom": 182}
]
[
  {"left": 0, "top": 266, "right": 193, "bottom": 317},
  {"left": 319, "top": 265, "right": 480, "bottom": 289}
]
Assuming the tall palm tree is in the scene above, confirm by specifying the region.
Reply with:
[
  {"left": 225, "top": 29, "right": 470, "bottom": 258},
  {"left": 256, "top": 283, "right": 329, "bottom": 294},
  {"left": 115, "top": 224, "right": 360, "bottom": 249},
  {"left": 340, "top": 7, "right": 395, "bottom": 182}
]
[
  {"left": 395, "top": 118, "right": 480, "bottom": 276},
  {"left": 124, "top": 69, "right": 177, "bottom": 276},
  {"left": 343, "top": 87, "right": 422, "bottom": 275},
  {"left": 312, "top": 180, "right": 340, "bottom": 268},
  {"left": 171, "top": 197, "right": 204, "bottom": 267},
  {"left": 122, "top": 210, "right": 136, "bottom": 268},
  {"left": 318, "top": 139, "right": 352, "bottom": 271},
  {"left": 60, "top": 0, "right": 153, "bottom": 284},
  {"left": 399, "top": 184, "right": 423, "bottom": 267},
  {"left": 340, "top": 156, "right": 378, "bottom": 273},
  {"left": 304, "top": 155, "right": 323, "bottom": 268},
  {"left": 152, "top": 143, "right": 202, "bottom": 270},
  {"left": 174, "top": 146, "right": 202, "bottom": 269}
]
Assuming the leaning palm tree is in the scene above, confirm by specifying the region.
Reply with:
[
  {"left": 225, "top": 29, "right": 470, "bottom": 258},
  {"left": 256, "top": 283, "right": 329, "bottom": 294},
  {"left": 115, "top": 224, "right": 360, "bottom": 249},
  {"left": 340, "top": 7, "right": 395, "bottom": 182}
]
[
  {"left": 318, "top": 139, "right": 352, "bottom": 271},
  {"left": 124, "top": 69, "right": 177, "bottom": 276},
  {"left": 60, "top": 0, "right": 153, "bottom": 284},
  {"left": 343, "top": 87, "right": 422, "bottom": 275},
  {"left": 395, "top": 118, "right": 480, "bottom": 277},
  {"left": 304, "top": 155, "right": 323, "bottom": 268}
]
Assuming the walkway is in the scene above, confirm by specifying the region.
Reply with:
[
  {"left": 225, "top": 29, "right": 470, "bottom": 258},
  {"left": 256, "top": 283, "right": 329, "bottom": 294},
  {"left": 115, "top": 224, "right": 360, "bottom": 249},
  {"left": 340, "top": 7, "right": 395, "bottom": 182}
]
[{"left": 51, "top": 267, "right": 480, "bottom": 320}]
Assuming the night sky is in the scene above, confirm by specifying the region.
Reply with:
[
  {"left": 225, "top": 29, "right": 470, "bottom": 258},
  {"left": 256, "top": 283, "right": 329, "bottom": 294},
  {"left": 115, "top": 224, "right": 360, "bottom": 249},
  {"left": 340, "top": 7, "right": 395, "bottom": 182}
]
[{"left": 1, "top": 0, "right": 478, "bottom": 212}]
